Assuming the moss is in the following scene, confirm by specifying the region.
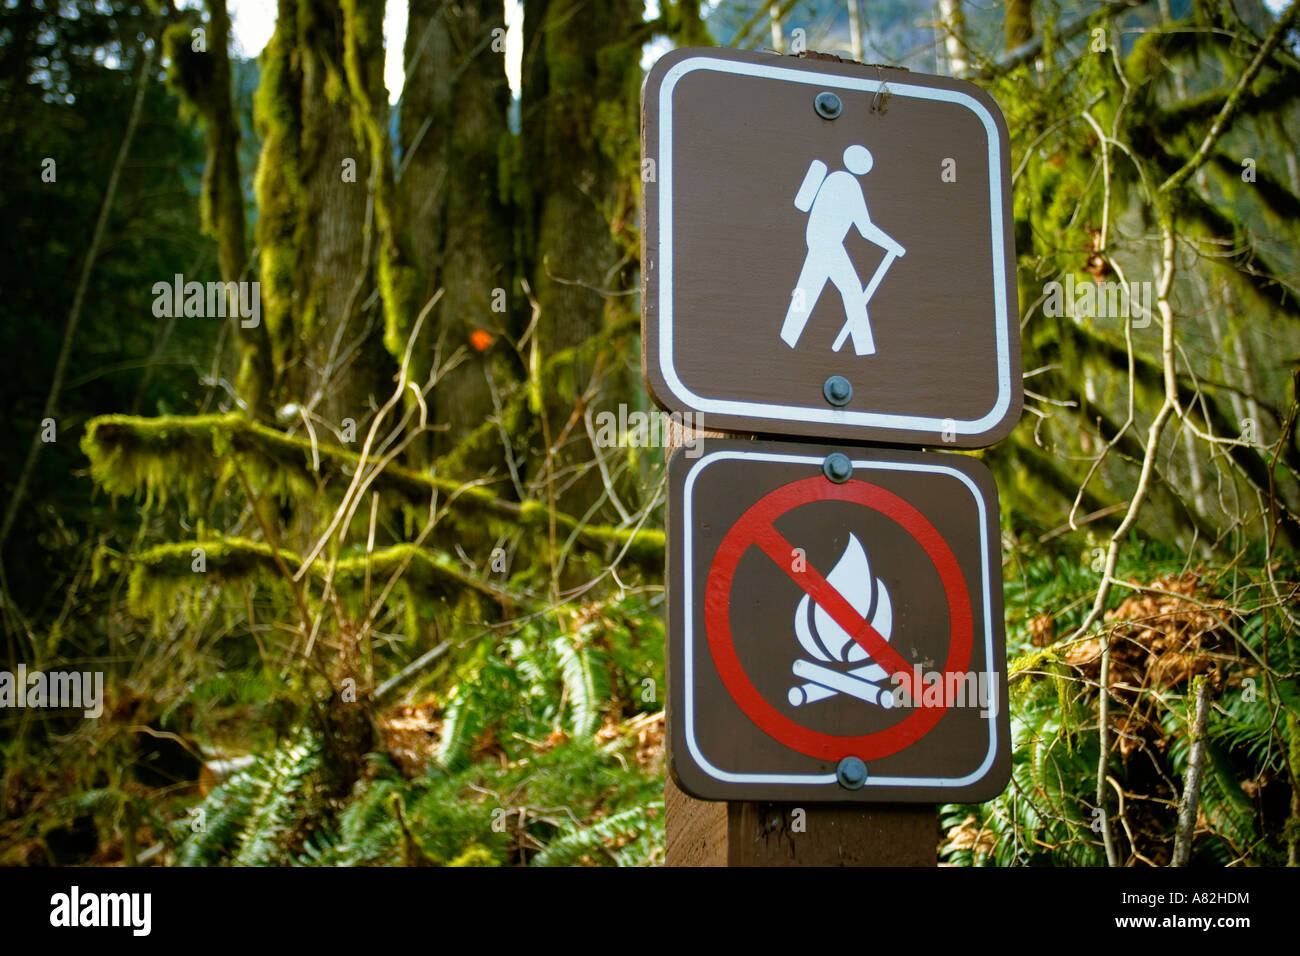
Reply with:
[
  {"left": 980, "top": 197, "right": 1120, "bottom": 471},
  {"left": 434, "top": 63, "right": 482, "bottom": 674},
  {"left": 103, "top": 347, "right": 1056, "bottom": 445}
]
[
  {"left": 298, "top": 0, "right": 349, "bottom": 108},
  {"left": 435, "top": 380, "right": 536, "bottom": 482},
  {"left": 330, "top": 544, "right": 498, "bottom": 597},
  {"left": 252, "top": 0, "right": 304, "bottom": 367},
  {"left": 126, "top": 536, "right": 288, "bottom": 619},
  {"left": 401, "top": 579, "right": 423, "bottom": 648},
  {"left": 83, "top": 414, "right": 228, "bottom": 512},
  {"left": 593, "top": 38, "right": 639, "bottom": 173},
  {"left": 377, "top": 256, "right": 424, "bottom": 363},
  {"left": 162, "top": 17, "right": 209, "bottom": 121},
  {"left": 664, "top": 0, "right": 713, "bottom": 46},
  {"left": 121, "top": 533, "right": 509, "bottom": 623},
  {"left": 164, "top": 13, "right": 224, "bottom": 236},
  {"left": 163, "top": 2, "right": 267, "bottom": 411},
  {"left": 1004, "top": 0, "right": 1033, "bottom": 50},
  {"left": 340, "top": 0, "right": 425, "bottom": 372},
  {"left": 447, "top": 843, "right": 500, "bottom": 867},
  {"left": 81, "top": 413, "right": 666, "bottom": 569},
  {"left": 82, "top": 413, "right": 316, "bottom": 514}
]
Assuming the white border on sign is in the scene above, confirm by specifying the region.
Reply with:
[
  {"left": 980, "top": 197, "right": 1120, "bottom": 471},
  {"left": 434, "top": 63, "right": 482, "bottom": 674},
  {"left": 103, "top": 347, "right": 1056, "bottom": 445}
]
[
  {"left": 656, "top": 56, "right": 1013, "bottom": 436},
  {"left": 682, "top": 448, "right": 1000, "bottom": 789}
]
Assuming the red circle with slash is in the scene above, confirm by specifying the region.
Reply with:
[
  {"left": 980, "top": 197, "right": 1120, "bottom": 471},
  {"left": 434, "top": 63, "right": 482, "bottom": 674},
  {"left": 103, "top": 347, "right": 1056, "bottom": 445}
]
[{"left": 703, "top": 475, "right": 973, "bottom": 761}]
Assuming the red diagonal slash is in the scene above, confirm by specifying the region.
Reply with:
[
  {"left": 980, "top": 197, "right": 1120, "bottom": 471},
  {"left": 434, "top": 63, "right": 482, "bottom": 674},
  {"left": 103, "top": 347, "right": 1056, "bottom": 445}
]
[{"left": 748, "top": 521, "right": 911, "bottom": 678}]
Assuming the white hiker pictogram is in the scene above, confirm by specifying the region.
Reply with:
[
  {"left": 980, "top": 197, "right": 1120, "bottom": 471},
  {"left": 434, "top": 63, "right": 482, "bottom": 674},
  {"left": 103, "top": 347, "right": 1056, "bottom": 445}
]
[
  {"left": 780, "top": 145, "right": 906, "bottom": 356},
  {"left": 787, "top": 534, "right": 896, "bottom": 709}
]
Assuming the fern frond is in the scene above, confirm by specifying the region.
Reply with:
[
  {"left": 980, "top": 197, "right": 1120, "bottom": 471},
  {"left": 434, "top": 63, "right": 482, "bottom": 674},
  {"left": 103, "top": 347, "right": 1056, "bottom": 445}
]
[
  {"left": 531, "top": 801, "right": 662, "bottom": 867},
  {"left": 553, "top": 634, "right": 610, "bottom": 738},
  {"left": 176, "top": 731, "right": 321, "bottom": 866},
  {"left": 434, "top": 687, "right": 483, "bottom": 772}
]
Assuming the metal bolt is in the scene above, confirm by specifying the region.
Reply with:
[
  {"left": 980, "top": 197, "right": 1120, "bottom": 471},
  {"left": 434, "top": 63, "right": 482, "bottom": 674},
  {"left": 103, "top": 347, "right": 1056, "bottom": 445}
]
[
  {"left": 814, "top": 91, "right": 842, "bottom": 120},
  {"left": 836, "top": 756, "right": 868, "bottom": 790},
  {"left": 823, "top": 452, "right": 853, "bottom": 484},
  {"left": 823, "top": 374, "right": 852, "bottom": 407}
]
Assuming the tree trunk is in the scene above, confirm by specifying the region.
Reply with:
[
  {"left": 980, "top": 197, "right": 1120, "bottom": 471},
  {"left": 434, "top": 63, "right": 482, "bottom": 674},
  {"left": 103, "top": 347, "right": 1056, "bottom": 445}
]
[
  {"left": 167, "top": 0, "right": 272, "bottom": 415},
  {"left": 846, "top": 0, "right": 863, "bottom": 62},
  {"left": 520, "top": 0, "right": 642, "bottom": 515},
  {"left": 1005, "top": 0, "right": 1033, "bottom": 50},
  {"left": 255, "top": 0, "right": 390, "bottom": 429},
  {"left": 938, "top": 0, "right": 968, "bottom": 77},
  {"left": 399, "top": 0, "right": 518, "bottom": 475}
]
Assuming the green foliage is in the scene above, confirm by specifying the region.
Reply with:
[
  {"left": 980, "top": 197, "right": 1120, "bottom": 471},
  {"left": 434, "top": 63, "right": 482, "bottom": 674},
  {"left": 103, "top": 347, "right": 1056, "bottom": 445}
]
[
  {"left": 943, "top": 543, "right": 1300, "bottom": 867},
  {"left": 297, "top": 731, "right": 663, "bottom": 867},
  {"left": 167, "top": 591, "right": 666, "bottom": 867},
  {"left": 433, "top": 683, "right": 487, "bottom": 773},
  {"left": 432, "top": 593, "right": 665, "bottom": 765},
  {"left": 81, "top": 413, "right": 664, "bottom": 563},
  {"left": 176, "top": 731, "right": 323, "bottom": 866},
  {"left": 531, "top": 801, "right": 664, "bottom": 867},
  {"left": 554, "top": 631, "right": 612, "bottom": 738}
]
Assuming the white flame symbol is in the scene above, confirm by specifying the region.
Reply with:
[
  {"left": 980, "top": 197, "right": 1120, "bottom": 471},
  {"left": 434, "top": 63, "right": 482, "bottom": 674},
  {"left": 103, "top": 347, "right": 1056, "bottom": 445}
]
[{"left": 794, "top": 534, "right": 892, "bottom": 664}]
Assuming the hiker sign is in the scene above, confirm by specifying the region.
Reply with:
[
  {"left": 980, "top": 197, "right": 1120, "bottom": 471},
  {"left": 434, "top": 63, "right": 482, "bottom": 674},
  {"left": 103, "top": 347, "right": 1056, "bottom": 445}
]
[
  {"left": 781, "top": 145, "right": 907, "bottom": 357},
  {"left": 666, "top": 438, "right": 1011, "bottom": 802},
  {"left": 641, "top": 48, "right": 1021, "bottom": 447}
]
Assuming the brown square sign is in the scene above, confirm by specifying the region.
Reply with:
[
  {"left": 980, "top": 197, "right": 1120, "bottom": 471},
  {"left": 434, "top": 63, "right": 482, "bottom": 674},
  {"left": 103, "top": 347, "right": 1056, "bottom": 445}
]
[
  {"left": 667, "top": 438, "right": 1010, "bottom": 802},
  {"left": 641, "top": 49, "right": 1021, "bottom": 447}
]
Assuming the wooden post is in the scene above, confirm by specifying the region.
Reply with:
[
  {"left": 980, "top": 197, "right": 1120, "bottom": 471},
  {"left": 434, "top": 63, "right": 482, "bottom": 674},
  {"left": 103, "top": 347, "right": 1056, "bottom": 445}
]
[
  {"left": 666, "top": 777, "right": 937, "bottom": 866},
  {"left": 663, "top": 418, "right": 939, "bottom": 867}
]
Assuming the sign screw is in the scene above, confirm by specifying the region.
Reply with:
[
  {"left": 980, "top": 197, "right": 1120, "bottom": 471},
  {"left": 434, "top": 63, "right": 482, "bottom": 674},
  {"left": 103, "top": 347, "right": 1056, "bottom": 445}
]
[
  {"left": 836, "top": 756, "right": 868, "bottom": 790},
  {"left": 823, "top": 374, "right": 853, "bottom": 406},
  {"left": 822, "top": 452, "right": 853, "bottom": 483},
  {"left": 814, "top": 91, "right": 842, "bottom": 120}
]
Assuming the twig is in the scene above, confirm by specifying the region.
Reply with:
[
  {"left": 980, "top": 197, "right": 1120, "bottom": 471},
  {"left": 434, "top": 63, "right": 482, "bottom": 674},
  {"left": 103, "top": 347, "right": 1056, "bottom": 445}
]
[
  {"left": 1161, "top": 0, "right": 1300, "bottom": 194},
  {"left": 375, "top": 641, "right": 452, "bottom": 700},
  {"left": 1172, "top": 678, "right": 1212, "bottom": 866},
  {"left": 233, "top": 464, "right": 314, "bottom": 641},
  {"left": 294, "top": 293, "right": 441, "bottom": 579}
]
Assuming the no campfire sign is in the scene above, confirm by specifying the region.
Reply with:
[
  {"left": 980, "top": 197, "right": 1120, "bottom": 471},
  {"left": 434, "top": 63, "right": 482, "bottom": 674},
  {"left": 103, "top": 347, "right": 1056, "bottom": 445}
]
[
  {"left": 641, "top": 48, "right": 1021, "bottom": 447},
  {"left": 666, "top": 439, "right": 1010, "bottom": 802}
]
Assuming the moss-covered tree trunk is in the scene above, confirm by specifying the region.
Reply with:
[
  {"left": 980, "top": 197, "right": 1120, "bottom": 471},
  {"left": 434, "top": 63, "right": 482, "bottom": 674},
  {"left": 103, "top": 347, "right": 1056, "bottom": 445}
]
[
  {"left": 255, "top": 0, "right": 391, "bottom": 430},
  {"left": 164, "top": 0, "right": 272, "bottom": 415},
  {"left": 399, "top": 0, "right": 518, "bottom": 475},
  {"left": 938, "top": 0, "right": 968, "bottom": 76},
  {"left": 250, "top": 0, "right": 407, "bottom": 785},
  {"left": 199, "top": 0, "right": 244, "bottom": 284},
  {"left": 1005, "top": 0, "right": 1033, "bottom": 50},
  {"left": 520, "top": 0, "right": 643, "bottom": 515}
]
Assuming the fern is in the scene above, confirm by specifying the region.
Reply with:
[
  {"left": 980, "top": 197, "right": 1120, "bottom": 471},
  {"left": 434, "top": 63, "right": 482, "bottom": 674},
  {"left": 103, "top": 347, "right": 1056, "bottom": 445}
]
[
  {"left": 434, "top": 685, "right": 483, "bottom": 772},
  {"left": 232, "top": 736, "right": 320, "bottom": 865},
  {"left": 531, "top": 802, "right": 663, "bottom": 867},
  {"left": 161, "top": 593, "right": 671, "bottom": 867},
  {"left": 554, "top": 632, "right": 610, "bottom": 738},
  {"left": 599, "top": 594, "right": 666, "bottom": 715},
  {"left": 50, "top": 787, "right": 121, "bottom": 817},
  {"left": 176, "top": 731, "right": 321, "bottom": 866}
]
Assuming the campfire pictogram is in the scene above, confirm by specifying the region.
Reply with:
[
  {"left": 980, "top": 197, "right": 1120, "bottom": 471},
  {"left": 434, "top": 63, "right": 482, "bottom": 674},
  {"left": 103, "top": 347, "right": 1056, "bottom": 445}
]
[{"left": 787, "top": 534, "right": 896, "bottom": 709}]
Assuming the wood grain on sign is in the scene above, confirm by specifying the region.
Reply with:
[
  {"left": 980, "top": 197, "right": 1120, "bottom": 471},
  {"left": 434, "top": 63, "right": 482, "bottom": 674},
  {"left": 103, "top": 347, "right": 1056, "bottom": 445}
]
[
  {"left": 662, "top": 422, "right": 938, "bottom": 866},
  {"left": 641, "top": 48, "right": 1021, "bottom": 448}
]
